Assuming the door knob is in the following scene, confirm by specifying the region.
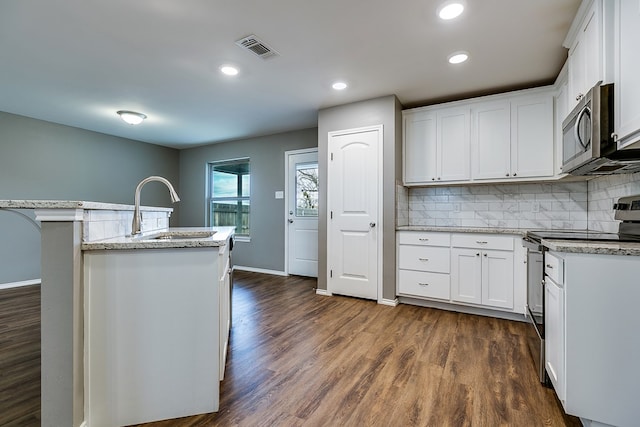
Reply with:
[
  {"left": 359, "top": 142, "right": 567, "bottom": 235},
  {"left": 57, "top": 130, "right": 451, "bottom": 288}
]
[
  {"left": 369, "top": 222, "right": 376, "bottom": 228},
  {"left": 288, "top": 219, "right": 294, "bottom": 223}
]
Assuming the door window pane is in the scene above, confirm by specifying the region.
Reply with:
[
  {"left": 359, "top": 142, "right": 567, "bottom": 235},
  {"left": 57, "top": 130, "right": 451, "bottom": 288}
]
[{"left": 295, "top": 163, "right": 318, "bottom": 217}]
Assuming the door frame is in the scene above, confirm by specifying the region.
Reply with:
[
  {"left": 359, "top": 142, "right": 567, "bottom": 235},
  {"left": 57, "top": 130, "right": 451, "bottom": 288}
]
[
  {"left": 326, "top": 125, "right": 384, "bottom": 303},
  {"left": 284, "top": 147, "right": 319, "bottom": 276}
]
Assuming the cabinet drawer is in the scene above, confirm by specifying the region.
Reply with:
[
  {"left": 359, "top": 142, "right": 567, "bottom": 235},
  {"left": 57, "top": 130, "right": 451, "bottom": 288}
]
[
  {"left": 398, "top": 245, "right": 450, "bottom": 273},
  {"left": 451, "top": 233, "right": 514, "bottom": 251},
  {"left": 545, "top": 252, "right": 564, "bottom": 285},
  {"left": 398, "top": 231, "right": 450, "bottom": 247},
  {"left": 398, "top": 270, "right": 450, "bottom": 300}
]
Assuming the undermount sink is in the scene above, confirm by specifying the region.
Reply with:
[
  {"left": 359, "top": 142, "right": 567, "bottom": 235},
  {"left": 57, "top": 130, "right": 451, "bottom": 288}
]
[{"left": 135, "top": 230, "right": 216, "bottom": 241}]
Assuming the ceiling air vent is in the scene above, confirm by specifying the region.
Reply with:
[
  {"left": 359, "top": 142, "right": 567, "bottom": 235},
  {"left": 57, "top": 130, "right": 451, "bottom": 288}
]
[{"left": 235, "top": 35, "right": 279, "bottom": 59}]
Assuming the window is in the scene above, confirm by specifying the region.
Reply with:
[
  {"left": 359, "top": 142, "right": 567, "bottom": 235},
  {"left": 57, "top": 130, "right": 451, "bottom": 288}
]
[
  {"left": 295, "top": 163, "right": 318, "bottom": 217},
  {"left": 208, "top": 159, "right": 250, "bottom": 236}
]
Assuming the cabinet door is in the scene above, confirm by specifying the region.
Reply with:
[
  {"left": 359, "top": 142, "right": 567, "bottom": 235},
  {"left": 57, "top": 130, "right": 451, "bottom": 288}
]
[
  {"left": 404, "top": 111, "right": 437, "bottom": 183},
  {"left": 545, "top": 277, "right": 565, "bottom": 403},
  {"left": 437, "top": 107, "right": 470, "bottom": 182},
  {"left": 568, "top": 5, "right": 598, "bottom": 111},
  {"left": 615, "top": 0, "right": 640, "bottom": 147},
  {"left": 472, "top": 101, "right": 511, "bottom": 180},
  {"left": 527, "top": 251, "right": 543, "bottom": 315},
  {"left": 451, "top": 248, "right": 482, "bottom": 305},
  {"left": 481, "top": 250, "right": 514, "bottom": 309},
  {"left": 511, "top": 94, "right": 554, "bottom": 178}
]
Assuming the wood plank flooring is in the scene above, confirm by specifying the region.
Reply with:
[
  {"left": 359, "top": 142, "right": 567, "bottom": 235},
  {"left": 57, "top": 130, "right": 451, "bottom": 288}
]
[
  {"left": 0, "top": 273, "right": 580, "bottom": 426},
  {"left": 0, "top": 285, "right": 41, "bottom": 426},
  {"left": 137, "top": 271, "right": 580, "bottom": 427}
]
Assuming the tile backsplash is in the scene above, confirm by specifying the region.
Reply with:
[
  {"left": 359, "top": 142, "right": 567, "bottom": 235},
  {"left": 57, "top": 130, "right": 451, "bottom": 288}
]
[
  {"left": 588, "top": 172, "right": 640, "bottom": 232},
  {"left": 406, "top": 182, "right": 588, "bottom": 230},
  {"left": 399, "top": 173, "right": 640, "bottom": 231}
]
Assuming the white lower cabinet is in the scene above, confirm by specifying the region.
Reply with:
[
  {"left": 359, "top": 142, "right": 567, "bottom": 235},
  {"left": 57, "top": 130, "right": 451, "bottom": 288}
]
[
  {"left": 397, "top": 231, "right": 522, "bottom": 314},
  {"left": 545, "top": 271, "right": 565, "bottom": 403},
  {"left": 451, "top": 248, "right": 514, "bottom": 310},
  {"left": 545, "top": 251, "right": 640, "bottom": 426}
]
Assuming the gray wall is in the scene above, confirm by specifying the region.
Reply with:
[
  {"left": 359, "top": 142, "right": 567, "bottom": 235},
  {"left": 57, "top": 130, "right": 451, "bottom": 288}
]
[
  {"left": 178, "top": 128, "right": 317, "bottom": 272},
  {"left": 317, "top": 95, "right": 402, "bottom": 301},
  {"left": 0, "top": 112, "right": 180, "bottom": 283}
]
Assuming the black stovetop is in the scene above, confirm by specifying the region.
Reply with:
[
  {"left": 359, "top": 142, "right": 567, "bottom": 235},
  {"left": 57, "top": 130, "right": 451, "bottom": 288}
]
[{"left": 526, "top": 229, "right": 640, "bottom": 242}]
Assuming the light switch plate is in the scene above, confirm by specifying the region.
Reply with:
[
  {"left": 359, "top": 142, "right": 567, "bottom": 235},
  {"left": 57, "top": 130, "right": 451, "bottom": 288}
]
[{"left": 275, "top": 191, "right": 284, "bottom": 199}]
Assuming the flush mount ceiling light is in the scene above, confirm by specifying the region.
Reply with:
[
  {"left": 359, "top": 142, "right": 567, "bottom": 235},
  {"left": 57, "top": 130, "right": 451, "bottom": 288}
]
[
  {"left": 438, "top": 1, "right": 465, "bottom": 20},
  {"left": 220, "top": 65, "right": 239, "bottom": 76},
  {"left": 117, "top": 110, "right": 147, "bottom": 125},
  {"left": 332, "top": 81, "right": 348, "bottom": 90},
  {"left": 448, "top": 51, "right": 469, "bottom": 64}
]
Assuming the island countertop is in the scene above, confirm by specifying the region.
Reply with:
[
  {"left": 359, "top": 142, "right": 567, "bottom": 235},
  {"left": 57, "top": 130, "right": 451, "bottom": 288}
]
[
  {"left": 0, "top": 199, "right": 173, "bottom": 212},
  {"left": 82, "top": 227, "right": 235, "bottom": 250}
]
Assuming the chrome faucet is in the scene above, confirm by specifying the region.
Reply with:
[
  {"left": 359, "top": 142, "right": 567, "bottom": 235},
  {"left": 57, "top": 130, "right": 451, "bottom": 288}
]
[{"left": 131, "top": 176, "right": 180, "bottom": 235}]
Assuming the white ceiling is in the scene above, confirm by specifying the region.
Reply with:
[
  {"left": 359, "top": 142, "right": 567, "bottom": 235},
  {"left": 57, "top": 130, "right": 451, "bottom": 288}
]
[{"left": 0, "top": 0, "right": 581, "bottom": 149}]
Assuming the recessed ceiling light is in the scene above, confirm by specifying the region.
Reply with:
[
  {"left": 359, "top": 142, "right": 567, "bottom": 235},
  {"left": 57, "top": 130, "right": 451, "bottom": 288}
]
[
  {"left": 117, "top": 110, "right": 147, "bottom": 125},
  {"left": 332, "top": 81, "right": 348, "bottom": 90},
  {"left": 220, "top": 65, "right": 239, "bottom": 76},
  {"left": 438, "top": 2, "right": 465, "bottom": 20},
  {"left": 448, "top": 51, "right": 469, "bottom": 64}
]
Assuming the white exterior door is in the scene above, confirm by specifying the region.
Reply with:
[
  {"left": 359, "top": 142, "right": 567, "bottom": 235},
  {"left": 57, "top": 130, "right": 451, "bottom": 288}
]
[
  {"left": 327, "top": 126, "right": 381, "bottom": 301},
  {"left": 286, "top": 149, "right": 318, "bottom": 277}
]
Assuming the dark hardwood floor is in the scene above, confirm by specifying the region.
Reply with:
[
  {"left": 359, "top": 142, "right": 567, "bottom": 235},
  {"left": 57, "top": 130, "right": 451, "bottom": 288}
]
[
  {"left": 0, "top": 272, "right": 580, "bottom": 426},
  {"left": 0, "top": 285, "right": 41, "bottom": 426}
]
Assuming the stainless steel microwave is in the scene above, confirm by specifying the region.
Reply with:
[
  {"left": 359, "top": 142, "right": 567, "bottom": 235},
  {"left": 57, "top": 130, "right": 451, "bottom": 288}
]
[{"left": 562, "top": 83, "right": 640, "bottom": 175}]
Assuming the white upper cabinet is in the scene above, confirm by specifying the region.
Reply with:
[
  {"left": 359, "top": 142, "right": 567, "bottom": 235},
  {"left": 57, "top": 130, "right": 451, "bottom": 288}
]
[
  {"left": 403, "top": 111, "right": 437, "bottom": 183},
  {"left": 565, "top": 0, "right": 614, "bottom": 111},
  {"left": 510, "top": 94, "right": 555, "bottom": 179},
  {"left": 471, "top": 101, "right": 511, "bottom": 180},
  {"left": 437, "top": 107, "right": 470, "bottom": 182},
  {"left": 470, "top": 92, "right": 554, "bottom": 181},
  {"left": 404, "top": 87, "right": 556, "bottom": 186},
  {"left": 403, "top": 107, "right": 470, "bottom": 184},
  {"left": 614, "top": 0, "right": 640, "bottom": 148}
]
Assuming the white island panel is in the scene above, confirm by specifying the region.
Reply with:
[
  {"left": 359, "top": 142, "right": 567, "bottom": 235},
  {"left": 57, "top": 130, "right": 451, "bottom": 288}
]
[{"left": 84, "top": 247, "right": 221, "bottom": 427}]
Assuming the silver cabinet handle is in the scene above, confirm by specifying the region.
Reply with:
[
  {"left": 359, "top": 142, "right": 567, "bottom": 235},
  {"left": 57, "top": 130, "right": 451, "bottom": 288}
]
[
  {"left": 506, "top": 173, "right": 510, "bottom": 177},
  {"left": 546, "top": 264, "right": 553, "bottom": 269},
  {"left": 483, "top": 253, "right": 487, "bottom": 257},
  {"left": 476, "top": 253, "right": 480, "bottom": 256},
  {"left": 288, "top": 219, "right": 294, "bottom": 223},
  {"left": 476, "top": 241, "right": 488, "bottom": 244},
  {"left": 369, "top": 222, "right": 376, "bottom": 228},
  {"left": 418, "top": 258, "right": 429, "bottom": 261},
  {"left": 418, "top": 238, "right": 429, "bottom": 241},
  {"left": 418, "top": 282, "right": 429, "bottom": 286}
]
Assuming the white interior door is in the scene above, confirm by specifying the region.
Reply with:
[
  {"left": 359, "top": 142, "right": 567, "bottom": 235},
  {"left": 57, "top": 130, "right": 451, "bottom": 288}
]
[
  {"left": 328, "top": 126, "right": 381, "bottom": 301},
  {"left": 286, "top": 149, "right": 318, "bottom": 277}
]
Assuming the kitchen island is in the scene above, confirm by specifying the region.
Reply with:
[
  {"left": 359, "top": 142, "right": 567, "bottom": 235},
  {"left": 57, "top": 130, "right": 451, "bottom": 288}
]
[
  {"left": 0, "top": 200, "right": 233, "bottom": 427},
  {"left": 83, "top": 227, "right": 234, "bottom": 426}
]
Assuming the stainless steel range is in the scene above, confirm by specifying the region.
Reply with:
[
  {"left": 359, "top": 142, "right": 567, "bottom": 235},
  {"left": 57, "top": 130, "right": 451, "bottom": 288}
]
[{"left": 522, "top": 193, "right": 640, "bottom": 384}]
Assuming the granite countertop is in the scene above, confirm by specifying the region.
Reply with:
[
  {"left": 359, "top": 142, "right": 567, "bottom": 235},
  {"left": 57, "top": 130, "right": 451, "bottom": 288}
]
[
  {"left": 542, "top": 239, "right": 640, "bottom": 256},
  {"left": 396, "top": 226, "right": 528, "bottom": 236},
  {"left": 0, "top": 199, "right": 173, "bottom": 212},
  {"left": 82, "top": 227, "right": 235, "bottom": 250}
]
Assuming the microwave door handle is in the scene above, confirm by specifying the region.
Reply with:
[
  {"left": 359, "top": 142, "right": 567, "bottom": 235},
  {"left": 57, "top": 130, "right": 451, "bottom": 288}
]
[{"left": 574, "top": 106, "right": 591, "bottom": 150}]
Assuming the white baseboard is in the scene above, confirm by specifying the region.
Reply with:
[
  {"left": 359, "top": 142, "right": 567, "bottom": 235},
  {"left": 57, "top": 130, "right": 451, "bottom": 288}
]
[
  {"left": 233, "top": 266, "right": 287, "bottom": 276},
  {"left": 379, "top": 298, "right": 399, "bottom": 307},
  {"left": 315, "top": 288, "right": 331, "bottom": 296},
  {"left": 0, "top": 279, "right": 41, "bottom": 290}
]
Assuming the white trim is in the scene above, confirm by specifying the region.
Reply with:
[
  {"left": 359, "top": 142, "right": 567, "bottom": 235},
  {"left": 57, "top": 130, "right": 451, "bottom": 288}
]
[
  {"left": 397, "top": 296, "right": 528, "bottom": 322},
  {"left": 34, "top": 208, "right": 84, "bottom": 222},
  {"left": 326, "top": 125, "right": 384, "bottom": 302},
  {"left": 284, "top": 148, "right": 319, "bottom": 276},
  {"left": 233, "top": 265, "right": 287, "bottom": 276},
  {"left": 315, "top": 288, "right": 331, "bottom": 296},
  {"left": 379, "top": 298, "right": 399, "bottom": 307},
  {"left": 0, "top": 279, "right": 41, "bottom": 290},
  {"left": 79, "top": 421, "right": 88, "bottom": 427}
]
